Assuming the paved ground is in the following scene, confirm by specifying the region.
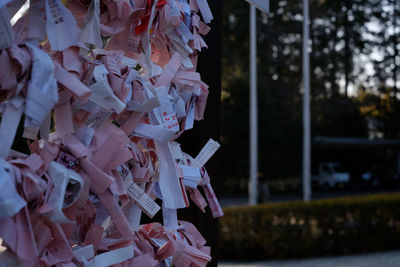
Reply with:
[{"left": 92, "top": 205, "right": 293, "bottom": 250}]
[{"left": 219, "top": 250, "right": 400, "bottom": 267}]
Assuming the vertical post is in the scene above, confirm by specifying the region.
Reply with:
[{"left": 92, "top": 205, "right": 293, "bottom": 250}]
[
  {"left": 302, "top": 0, "right": 311, "bottom": 201},
  {"left": 397, "top": 151, "right": 400, "bottom": 174},
  {"left": 249, "top": 4, "right": 258, "bottom": 205}
]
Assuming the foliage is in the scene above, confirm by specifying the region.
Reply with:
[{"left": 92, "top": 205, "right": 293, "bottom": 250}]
[
  {"left": 358, "top": 88, "right": 400, "bottom": 138},
  {"left": 218, "top": 193, "right": 400, "bottom": 260}
]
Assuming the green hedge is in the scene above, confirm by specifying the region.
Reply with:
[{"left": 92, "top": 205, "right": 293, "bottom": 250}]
[{"left": 218, "top": 193, "right": 400, "bottom": 260}]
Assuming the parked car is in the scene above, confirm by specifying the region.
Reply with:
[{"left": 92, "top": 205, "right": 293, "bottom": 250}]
[
  {"left": 361, "top": 165, "right": 399, "bottom": 188},
  {"left": 361, "top": 170, "right": 380, "bottom": 188},
  {"left": 312, "top": 162, "right": 350, "bottom": 189}
]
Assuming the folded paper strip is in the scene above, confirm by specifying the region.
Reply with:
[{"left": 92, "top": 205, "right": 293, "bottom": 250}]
[{"left": 0, "top": 0, "right": 222, "bottom": 266}]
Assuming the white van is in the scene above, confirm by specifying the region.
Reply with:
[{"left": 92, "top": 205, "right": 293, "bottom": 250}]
[{"left": 312, "top": 162, "right": 350, "bottom": 189}]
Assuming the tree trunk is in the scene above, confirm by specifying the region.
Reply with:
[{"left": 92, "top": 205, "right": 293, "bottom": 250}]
[
  {"left": 344, "top": 0, "right": 352, "bottom": 97},
  {"left": 392, "top": 0, "right": 398, "bottom": 100}
]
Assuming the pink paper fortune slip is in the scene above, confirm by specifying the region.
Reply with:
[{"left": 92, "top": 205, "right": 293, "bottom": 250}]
[{"left": 0, "top": 0, "right": 223, "bottom": 266}]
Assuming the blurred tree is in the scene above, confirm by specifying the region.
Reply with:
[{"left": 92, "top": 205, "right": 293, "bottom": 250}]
[
  {"left": 367, "top": 0, "right": 400, "bottom": 99},
  {"left": 310, "top": 0, "right": 371, "bottom": 97},
  {"left": 361, "top": 0, "right": 400, "bottom": 138},
  {"left": 358, "top": 87, "right": 400, "bottom": 138},
  {"left": 219, "top": 0, "right": 398, "bottom": 195}
]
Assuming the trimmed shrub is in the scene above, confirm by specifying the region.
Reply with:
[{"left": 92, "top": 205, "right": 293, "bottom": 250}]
[{"left": 218, "top": 193, "right": 400, "bottom": 260}]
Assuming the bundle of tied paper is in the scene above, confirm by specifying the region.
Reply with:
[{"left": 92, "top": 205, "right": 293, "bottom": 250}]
[{"left": 0, "top": 0, "right": 222, "bottom": 266}]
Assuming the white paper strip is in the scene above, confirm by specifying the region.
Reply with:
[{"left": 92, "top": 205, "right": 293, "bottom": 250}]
[
  {"left": 162, "top": 206, "right": 178, "bottom": 230},
  {"left": 46, "top": 161, "right": 84, "bottom": 223},
  {"left": 0, "top": 158, "right": 26, "bottom": 219},
  {"left": 0, "top": 7, "right": 14, "bottom": 50},
  {"left": 179, "top": 165, "right": 201, "bottom": 188},
  {"left": 134, "top": 123, "right": 176, "bottom": 142},
  {"left": 25, "top": 42, "right": 59, "bottom": 128},
  {"left": 0, "top": 96, "right": 24, "bottom": 159},
  {"left": 45, "top": 0, "right": 81, "bottom": 51},
  {"left": 195, "top": 0, "right": 213, "bottom": 23},
  {"left": 89, "top": 80, "right": 126, "bottom": 114},
  {"left": 194, "top": 139, "right": 220, "bottom": 166},
  {"left": 156, "top": 141, "right": 187, "bottom": 209},
  {"left": 123, "top": 177, "right": 160, "bottom": 218},
  {"left": 80, "top": 0, "right": 102, "bottom": 48},
  {"left": 126, "top": 97, "right": 160, "bottom": 112}
]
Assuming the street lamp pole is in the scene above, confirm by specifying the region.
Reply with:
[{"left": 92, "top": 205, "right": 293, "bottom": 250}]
[
  {"left": 249, "top": 4, "right": 258, "bottom": 205},
  {"left": 302, "top": 0, "right": 311, "bottom": 202}
]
